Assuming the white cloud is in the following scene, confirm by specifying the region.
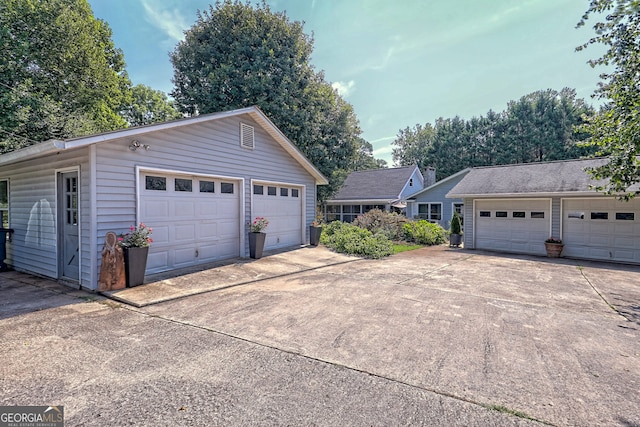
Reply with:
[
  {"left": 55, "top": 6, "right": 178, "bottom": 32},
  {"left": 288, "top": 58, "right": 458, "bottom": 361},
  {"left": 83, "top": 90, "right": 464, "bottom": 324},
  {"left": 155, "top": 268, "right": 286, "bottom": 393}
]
[
  {"left": 141, "top": 0, "right": 189, "bottom": 42},
  {"left": 332, "top": 80, "right": 356, "bottom": 97}
]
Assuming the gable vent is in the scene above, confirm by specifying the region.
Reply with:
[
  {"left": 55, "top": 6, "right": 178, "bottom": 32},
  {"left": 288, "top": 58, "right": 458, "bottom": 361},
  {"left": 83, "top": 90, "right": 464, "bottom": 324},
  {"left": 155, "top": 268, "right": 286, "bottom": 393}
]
[{"left": 240, "top": 123, "right": 255, "bottom": 150}]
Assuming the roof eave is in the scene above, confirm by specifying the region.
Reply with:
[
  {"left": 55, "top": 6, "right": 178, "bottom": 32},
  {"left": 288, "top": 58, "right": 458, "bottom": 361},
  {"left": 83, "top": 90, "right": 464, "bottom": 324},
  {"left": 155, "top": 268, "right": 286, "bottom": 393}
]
[
  {"left": 446, "top": 191, "right": 605, "bottom": 199},
  {"left": 0, "top": 139, "right": 66, "bottom": 166}
]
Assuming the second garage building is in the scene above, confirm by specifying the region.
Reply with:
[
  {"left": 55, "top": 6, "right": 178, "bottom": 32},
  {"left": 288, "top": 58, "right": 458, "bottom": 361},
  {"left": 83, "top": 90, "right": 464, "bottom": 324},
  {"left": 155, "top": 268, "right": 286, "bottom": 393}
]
[{"left": 447, "top": 158, "right": 640, "bottom": 264}]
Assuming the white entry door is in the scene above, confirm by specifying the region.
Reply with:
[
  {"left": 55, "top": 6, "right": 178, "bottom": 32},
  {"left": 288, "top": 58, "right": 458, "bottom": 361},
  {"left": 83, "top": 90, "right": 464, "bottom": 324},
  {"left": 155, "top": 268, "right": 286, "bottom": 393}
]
[
  {"left": 140, "top": 172, "right": 241, "bottom": 273},
  {"left": 252, "top": 182, "right": 304, "bottom": 250},
  {"left": 475, "top": 199, "right": 551, "bottom": 255}
]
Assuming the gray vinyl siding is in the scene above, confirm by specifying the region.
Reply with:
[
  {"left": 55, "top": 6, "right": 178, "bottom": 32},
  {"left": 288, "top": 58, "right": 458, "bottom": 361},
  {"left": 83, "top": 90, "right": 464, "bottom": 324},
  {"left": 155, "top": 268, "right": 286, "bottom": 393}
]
[
  {"left": 0, "top": 149, "right": 90, "bottom": 285},
  {"left": 551, "top": 197, "right": 561, "bottom": 238},
  {"left": 462, "top": 198, "right": 474, "bottom": 249},
  {"left": 94, "top": 115, "right": 316, "bottom": 267},
  {"left": 409, "top": 173, "right": 466, "bottom": 228}
]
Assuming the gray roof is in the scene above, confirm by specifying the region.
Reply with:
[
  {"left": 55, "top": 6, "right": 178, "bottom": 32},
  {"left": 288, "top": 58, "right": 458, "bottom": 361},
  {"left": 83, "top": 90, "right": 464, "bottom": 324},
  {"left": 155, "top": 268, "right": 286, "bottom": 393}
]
[
  {"left": 448, "top": 158, "right": 614, "bottom": 197},
  {"left": 329, "top": 166, "right": 418, "bottom": 202}
]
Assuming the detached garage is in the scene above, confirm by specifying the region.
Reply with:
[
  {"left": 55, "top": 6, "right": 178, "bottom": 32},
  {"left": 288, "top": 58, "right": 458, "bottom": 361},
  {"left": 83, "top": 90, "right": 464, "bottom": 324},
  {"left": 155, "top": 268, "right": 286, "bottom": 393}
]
[
  {"left": 0, "top": 106, "right": 327, "bottom": 290},
  {"left": 448, "top": 158, "right": 640, "bottom": 264}
]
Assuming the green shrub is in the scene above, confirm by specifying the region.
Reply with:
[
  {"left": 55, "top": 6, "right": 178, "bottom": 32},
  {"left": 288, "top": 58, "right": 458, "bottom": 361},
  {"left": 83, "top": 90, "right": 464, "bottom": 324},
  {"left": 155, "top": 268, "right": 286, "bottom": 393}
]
[
  {"left": 352, "top": 209, "right": 409, "bottom": 240},
  {"left": 450, "top": 212, "right": 462, "bottom": 235},
  {"left": 402, "top": 220, "right": 447, "bottom": 245},
  {"left": 320, "top": 221, "right": 393, "bottom": 259}
]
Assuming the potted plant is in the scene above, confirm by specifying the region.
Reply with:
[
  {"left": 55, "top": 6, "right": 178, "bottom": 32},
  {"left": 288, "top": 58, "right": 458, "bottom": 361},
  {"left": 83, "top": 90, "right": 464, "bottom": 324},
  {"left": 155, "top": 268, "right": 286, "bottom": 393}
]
[
  {"left": 249, "top": 216, "right": 269, "bottom": 259},
  {"left": 449, "top": 212, "right": 463, "bottom": 247},
  {"left": 544, "top": 237, "right": 564, "bottom": 258},
  {"left": 118, "top": 223, "right": 153, "bottom": 287},
  {"left": 310, "top": 219, "right": 323, "bottom": 246}
]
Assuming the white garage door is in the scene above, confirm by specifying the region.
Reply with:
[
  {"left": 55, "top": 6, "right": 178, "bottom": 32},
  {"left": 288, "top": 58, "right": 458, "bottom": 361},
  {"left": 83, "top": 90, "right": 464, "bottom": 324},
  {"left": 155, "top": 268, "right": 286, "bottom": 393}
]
[
  {"left": 140, "top": 172, "right": 241, "bottom": 274},
  {"left": 563, "top": 198, "right": 640, "bottom": 263},
  {"left": 252, "top": 182, "right": 303, "bottom": 250},
  {"left": 475, "top": 199, "right": 551, "bottom": 255}
]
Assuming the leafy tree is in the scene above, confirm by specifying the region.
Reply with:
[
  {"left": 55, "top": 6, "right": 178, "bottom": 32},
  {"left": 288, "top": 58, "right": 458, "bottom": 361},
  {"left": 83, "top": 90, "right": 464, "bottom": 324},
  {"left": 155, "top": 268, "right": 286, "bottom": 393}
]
[
  {"left": 170, "top": 0, "right": 372, "bottom": 200},
  {"left": 0, "top": 0, "right": 131, "bottom": 150},
  {"left": 577, "top": 0, "right": 640, "bottom": 199},
  {"left": 391, "top": 123, "right": 435, "bottom": 171},
  {"left": 121, "top": 84, "right": 181, "bottom": 127}
]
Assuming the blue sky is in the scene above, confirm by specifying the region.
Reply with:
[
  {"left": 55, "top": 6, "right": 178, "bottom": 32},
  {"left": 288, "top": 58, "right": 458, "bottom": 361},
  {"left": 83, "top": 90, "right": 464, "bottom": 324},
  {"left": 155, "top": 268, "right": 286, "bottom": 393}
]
[{"left": 88, "top": 0, "right": 603, "bottom": 165}]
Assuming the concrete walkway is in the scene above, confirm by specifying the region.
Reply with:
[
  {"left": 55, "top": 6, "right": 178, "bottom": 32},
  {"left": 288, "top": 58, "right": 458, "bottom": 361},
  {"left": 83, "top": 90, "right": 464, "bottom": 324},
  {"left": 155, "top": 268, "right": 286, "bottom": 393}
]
[{"left": 102, "top": 246, "right": 359, "bottom": 307}]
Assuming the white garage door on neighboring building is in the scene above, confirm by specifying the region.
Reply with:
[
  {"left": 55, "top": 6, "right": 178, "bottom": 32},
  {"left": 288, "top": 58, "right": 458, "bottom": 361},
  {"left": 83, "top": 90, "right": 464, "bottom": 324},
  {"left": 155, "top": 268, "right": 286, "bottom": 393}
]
[
  {"left": 563, "top": 198, "right": 640, "bottom": 263},
  {"left": 140, "top": 171, "right": 241, "bottom": 273},
  {"left": 252, "top": 182, "right": 304, "bottom": 250},
  {"left": 475, "top": 199, "right": 551, "bottom": 255}
]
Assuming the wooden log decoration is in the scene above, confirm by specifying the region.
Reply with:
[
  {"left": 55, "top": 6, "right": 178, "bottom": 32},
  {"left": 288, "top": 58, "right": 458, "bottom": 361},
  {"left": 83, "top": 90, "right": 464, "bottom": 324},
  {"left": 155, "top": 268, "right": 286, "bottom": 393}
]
[{"left": 98, "top": 231, "right": 126, "bottom": 291}]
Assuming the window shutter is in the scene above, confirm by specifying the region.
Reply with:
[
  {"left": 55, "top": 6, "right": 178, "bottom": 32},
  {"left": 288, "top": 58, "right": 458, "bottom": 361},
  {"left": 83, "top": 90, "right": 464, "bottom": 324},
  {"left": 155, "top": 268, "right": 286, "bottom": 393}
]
[{"left": 240, "top": 123, "right": 255, "bottom": 149}]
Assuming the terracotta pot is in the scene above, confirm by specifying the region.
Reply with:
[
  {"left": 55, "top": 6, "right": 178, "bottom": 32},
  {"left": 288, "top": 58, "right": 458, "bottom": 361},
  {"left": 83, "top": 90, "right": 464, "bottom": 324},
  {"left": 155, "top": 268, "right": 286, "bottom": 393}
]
[{"left": 544, "top": 242, "right": 564, "bottom": 258}]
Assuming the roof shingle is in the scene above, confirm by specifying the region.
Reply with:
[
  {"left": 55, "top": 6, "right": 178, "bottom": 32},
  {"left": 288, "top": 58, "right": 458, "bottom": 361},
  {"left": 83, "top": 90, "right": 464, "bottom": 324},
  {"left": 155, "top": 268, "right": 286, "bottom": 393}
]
[{"left": 329, "top": 166, "right": 418, "bottom": 201}]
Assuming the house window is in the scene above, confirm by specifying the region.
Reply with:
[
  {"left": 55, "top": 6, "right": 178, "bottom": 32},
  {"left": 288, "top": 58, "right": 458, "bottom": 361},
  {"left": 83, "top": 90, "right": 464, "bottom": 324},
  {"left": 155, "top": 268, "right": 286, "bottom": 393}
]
[
  {"left": 0, "top": 180, "right": 8, "bottom": 228},
  {"left": 453, "top": 203, "right": 463, "bottom": 215},
  {"left": 616, "top": 212, "right": 634, "bottom": 221},
  {"left": 591, "top": 212, "right": 608, "bottom": 220},
  {"left": 326, "top": 205, "right": 340, "bottom": 222},
  {"left": 342, "top": 205, "right": 361, "bottom": 223},
  {"left": 418, "top": 203, "right": 441, "bottom": 221},
  {"left": 496, "top": 211, "right": 508, "bottom": 218},
  {"left": 291, "top": 189, "right": 299, "bottom": 197},
  {"left": 253, "top": 185, "right": 263, "bottom": 195},
  {"left": 363, "top": 205, "right": 385, "bottom": 213},
  {"left": 409, "top": 178, "right": 413, "bottom": 187},
  {"left": 512, "top": 211, "right": 525, "bottom": 218},
  {"left": 280, "top": 188, "right": 289, "bottom": 197},
  {"left": 175, "top": 178, "right": 192, "bottom": 192},
  {"left": 531, "top": 211, "right": 545, "bottom": 219},
  {"left": 221, "top": 182, "right": 234, "bottom": 194},
  {"left": 479, "top": 211, "right": 491, "bottom": 217},
  {"left": 200, "top": 181, "right": 215, "bottom": 193},
  {"left": 267, "top": 186, "right": 277, "bottom": 196},
  {"left": 145, "top": 176, "right": 166, "bottom": 191}
]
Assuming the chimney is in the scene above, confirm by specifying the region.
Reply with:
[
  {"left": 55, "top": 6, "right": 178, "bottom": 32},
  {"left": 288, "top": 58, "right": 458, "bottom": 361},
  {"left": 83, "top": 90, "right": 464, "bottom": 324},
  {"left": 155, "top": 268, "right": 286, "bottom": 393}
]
[{"left": 423, "top": 166, "right": 436, "bottom": 187}]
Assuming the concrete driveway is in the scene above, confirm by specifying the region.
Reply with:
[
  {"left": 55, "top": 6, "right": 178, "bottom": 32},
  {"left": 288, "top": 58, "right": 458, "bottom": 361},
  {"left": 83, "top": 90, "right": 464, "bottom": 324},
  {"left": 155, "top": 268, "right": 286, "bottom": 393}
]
[{"left": 1, "top": 246, "right": 638, "bottom": 426}]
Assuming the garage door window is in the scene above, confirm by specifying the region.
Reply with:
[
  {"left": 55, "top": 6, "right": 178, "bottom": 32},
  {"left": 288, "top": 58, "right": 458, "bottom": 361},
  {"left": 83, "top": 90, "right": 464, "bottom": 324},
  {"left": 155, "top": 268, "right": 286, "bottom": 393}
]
[
  {"left": 531, "top": 211, "right": 545, "bottom": 219},
  {"left": 496, "top": 211, "right": 507, "bottom": 218},
  {"left": 292, "top": 189, "right": 299, "bottom": 197},
  {"left": 221, "top": 182, "right": 234, "bottom": 194},
  {"left": 146, "top": 176, "right": 166, "bottom": 191},
  {"left": 200, "top": 181, "right": 215, "bottom": 193},
  {"left": 280, "top": 188, "right": 289, "bottom": 196},
  {"left": 479, "top": 211, "right": 490, "bottom": 217},
  {"left": 591, "top": 212, "right": 608, "bottom": 220},
  {"left": 253, "top": 185, "right": 263, "bottom": 195},
  {"left": 175, "top": 178, "right": 192, "bottom": 192},
  {"left": 512, "top": 211, "right": 525, "bottom": 218},
  {"left": 267, "top": 186, "right": 277, "bottom": 196},
  {"left": 616, "top": 212, "right": 634, "bottom": 221}
]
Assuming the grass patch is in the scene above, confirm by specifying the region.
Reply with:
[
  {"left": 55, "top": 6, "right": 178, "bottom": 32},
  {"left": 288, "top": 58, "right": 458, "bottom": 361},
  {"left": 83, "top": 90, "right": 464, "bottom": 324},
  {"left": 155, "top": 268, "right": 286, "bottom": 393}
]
[{"left": 392, "top": 243, "right": 423, "bottom": 254}]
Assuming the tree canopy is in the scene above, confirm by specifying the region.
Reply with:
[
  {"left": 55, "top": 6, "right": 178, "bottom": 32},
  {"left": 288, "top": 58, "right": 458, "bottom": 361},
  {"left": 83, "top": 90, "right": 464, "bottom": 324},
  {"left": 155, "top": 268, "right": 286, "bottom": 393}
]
[
  {"left": 392, "top": 88, "right": 595, "bottom": 180},
  {"left": 0, "top": 0, "right": 131, "bottom": 151},
  {"left": 170, "top": 0, "right": 378, "bottom": 200},
  {"left": 121, "top": 84, "right": 182, "bottom": 127},
  {"left": 576, "top": 0, "right": 640, "bottom": 199}
]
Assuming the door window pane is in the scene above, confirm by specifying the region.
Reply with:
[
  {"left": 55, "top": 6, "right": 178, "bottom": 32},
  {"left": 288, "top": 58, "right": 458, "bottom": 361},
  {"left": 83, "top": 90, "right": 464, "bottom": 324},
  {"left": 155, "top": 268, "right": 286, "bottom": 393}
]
[
  {"left": 253, "top": 185, "right": 264, "bottom": 195},
  {"left": 200, "top": 181, "right": 215, "bottom": 193},
  {"left": 175, "top": 178, "right": 192, "bottom": 192},
  {"left": 221, "top": 182, "right": 234, "bottom": 194},
  {"left": 267, "top": 186, "right": 277, "bottom": 196},
  {"left": 146, "top": 176, "right": 166, "bottom": 191}
]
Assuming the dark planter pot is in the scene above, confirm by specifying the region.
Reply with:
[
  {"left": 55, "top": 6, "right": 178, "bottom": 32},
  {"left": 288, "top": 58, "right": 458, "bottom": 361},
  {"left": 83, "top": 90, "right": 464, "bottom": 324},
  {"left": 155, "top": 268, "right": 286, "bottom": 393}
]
[
  {"left": 123, "top": 246, "right": 149, "bottom": 287},
  {"left": 449, "top": 233, "right": 463, "bottom": 247},
  {"left": 249, "top": 232, "right": 266, "bottom": 259},
  {"left": 545, "top": 242, "right": 564, "bottom": 258},
  {"left": 309, "top": 226, "right": 322, "bottom": 246}
]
